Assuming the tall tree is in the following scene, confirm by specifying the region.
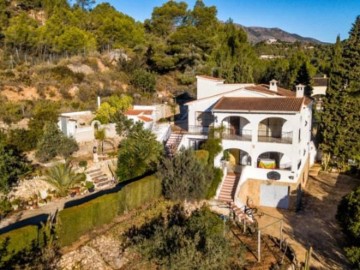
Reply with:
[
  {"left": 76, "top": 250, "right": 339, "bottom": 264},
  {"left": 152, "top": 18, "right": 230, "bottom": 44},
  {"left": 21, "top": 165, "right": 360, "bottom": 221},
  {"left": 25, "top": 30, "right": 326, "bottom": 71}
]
[
  {"left": 320, "top": 36, "right": 345, "bottom": 170},
  {"left": 212, "top": 20, "right": 256, "bottom": 82},
  {"left": 74, "top": 0, "right": 95, "bottom": 11},
  {"left": 145, "top": 1, "right": 188, "bottom": 37},
  {"left": 0, "top": 143, "right": 32, "bottom": 193},
  {"left": 321, "top": 17, "right": 360, "bottom": 170}
]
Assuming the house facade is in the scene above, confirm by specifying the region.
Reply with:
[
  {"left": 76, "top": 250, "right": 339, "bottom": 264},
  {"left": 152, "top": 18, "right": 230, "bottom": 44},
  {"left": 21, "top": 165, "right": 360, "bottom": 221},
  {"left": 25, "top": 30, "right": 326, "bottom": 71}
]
[{"left": 179, "top": 76, "right": 316, "bottom": 210}]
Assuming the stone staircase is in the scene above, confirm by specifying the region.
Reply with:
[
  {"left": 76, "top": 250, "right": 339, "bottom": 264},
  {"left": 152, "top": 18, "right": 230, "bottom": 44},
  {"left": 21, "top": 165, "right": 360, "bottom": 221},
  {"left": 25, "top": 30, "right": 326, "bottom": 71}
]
[
  {"left": 217, "top": 173, "right": 240, "bottom": 203},
  {"left": 165, "top": 132, "right": 183, "bottom": 157},
  {"left": 86, "top": 168, "right": 113, "bottom": 189},
  {"left": 309, "top": 163, "right": 321, "bottom": 176}
]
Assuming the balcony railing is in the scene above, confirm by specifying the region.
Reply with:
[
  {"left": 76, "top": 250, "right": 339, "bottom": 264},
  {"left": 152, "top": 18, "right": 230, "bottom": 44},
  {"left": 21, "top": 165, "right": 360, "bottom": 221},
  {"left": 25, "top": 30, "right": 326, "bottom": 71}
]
[
  {"left": 188, "top": 125, "right": 211, "bottom": 135},
  {"left": 258, "top": 131, "right": 293, "bottom": 144},
  {"left": 222, "top": 129, "right": 252, "bottom": 141},
  {"left": 187, "top": 126, "right": 252, "bottom": 141}
]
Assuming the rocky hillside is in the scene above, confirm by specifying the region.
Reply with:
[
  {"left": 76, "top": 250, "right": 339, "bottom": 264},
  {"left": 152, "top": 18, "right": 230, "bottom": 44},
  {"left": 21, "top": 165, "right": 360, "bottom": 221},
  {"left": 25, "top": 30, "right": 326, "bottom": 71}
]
[{"left": 239, "top": 25, "right": 325, "bottom": 44}]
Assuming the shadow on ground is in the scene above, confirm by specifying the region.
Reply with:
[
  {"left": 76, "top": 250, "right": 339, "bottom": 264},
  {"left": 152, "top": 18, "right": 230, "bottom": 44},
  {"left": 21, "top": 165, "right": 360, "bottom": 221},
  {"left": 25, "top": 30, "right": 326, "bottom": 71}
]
[{"left": 260, "top": 173, "right": 359, "bottom": 270}]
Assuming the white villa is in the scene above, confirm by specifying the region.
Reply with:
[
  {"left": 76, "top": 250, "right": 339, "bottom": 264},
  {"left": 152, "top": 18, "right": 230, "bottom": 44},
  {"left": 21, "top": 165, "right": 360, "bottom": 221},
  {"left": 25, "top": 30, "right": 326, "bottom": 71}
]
[
  {"left": 58, "top": 105, "right": 171, "bottom": 144},
  {"left": 177, "top": 75, "right": 316, "bottom": 210}
]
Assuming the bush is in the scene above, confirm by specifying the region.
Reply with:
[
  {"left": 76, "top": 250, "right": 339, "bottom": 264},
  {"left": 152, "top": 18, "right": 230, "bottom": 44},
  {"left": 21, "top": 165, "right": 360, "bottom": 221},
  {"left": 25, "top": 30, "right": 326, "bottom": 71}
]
[
  {"left": 123, "top": 204, "right": 242, "bottom": 269},
  {"left": 337, "top": 186, "right": 360, "bottom": 268},
  {"left": 206, "top": 167, "right": 223, "bottom": 199},
  {"left": 195, "top": 150, "right": 209, "bottom": 165},
  {"left": 0, "top": 225, "right": 39, "bottom": 262},
  {"left": 131, "top": 69, "right": 156, "bottom": 93},
  {"left": 159, "top": 149, "right": 211, "bottom": 201},
  {"left": 57, "top": 175, "right": 161, "bottom": 246},
  {"left": 0, "top": 197, "right": 12, "bottom": 218}
]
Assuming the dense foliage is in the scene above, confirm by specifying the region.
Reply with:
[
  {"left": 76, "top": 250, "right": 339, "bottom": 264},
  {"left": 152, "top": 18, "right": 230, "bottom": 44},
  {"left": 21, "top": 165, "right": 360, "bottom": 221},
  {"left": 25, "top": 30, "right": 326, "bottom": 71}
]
[
  {"left": 35, "top": 122, "right": 79, "bottom": 162},
  {"left": 337, "top": 186, "right": 360, "bottom": 268},
  {"left": 123, "top": 204, "right": 244, "bottom": 269},
  {"left": 116, "top": 123, "right": 163, "bottom": 182},
  {"left": 320, "top": 16, "right": 360, "bottom": 171},
  {"left": 158, "top": 148, "right": 222, "bottom": 201},
  {"left": 0, "top": 141, "right": 32, "bottom": 193}
]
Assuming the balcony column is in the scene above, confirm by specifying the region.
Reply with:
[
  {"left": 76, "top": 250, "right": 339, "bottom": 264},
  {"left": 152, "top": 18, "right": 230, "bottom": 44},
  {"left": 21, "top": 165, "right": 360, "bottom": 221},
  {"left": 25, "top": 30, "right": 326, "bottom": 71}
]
[{"left": 251, "top": 121, "right": 258, "bottom": 143}]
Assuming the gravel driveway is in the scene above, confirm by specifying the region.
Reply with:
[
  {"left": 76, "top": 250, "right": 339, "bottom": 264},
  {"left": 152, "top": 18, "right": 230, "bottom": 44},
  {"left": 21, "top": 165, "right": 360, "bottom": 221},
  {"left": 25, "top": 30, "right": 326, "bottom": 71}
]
[{"left": 257, "top": 172, "right": 359, "bottom": 270}]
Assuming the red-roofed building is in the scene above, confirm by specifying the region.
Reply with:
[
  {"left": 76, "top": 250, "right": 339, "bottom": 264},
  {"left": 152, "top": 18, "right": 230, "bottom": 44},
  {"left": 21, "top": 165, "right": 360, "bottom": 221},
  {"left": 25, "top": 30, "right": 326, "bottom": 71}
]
[{"left": 177, "top": 75, "right": 316, "bottom": 210}]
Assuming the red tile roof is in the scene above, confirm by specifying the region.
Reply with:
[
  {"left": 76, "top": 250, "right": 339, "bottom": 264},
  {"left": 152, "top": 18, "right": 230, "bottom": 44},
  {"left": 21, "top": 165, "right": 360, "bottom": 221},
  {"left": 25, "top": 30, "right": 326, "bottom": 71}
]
[
  {"left": 125, "top": 109, "right": 153, "bottom": 116},
  {"left": 246, "top": 85, "right": 296, "bottom": 97},
  {"left": 138, "top": 116, "right": 153, "bottom": 122},
  {"left": 213, "top": 97, "right": 305, "bottom": 112}
]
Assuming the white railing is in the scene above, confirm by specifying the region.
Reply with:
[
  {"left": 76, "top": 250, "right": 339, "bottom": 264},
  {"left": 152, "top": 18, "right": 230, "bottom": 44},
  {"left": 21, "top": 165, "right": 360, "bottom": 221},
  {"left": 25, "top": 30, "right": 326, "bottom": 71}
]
[{"left": 234, "top": 165, "right": 252, "bottom": 208}]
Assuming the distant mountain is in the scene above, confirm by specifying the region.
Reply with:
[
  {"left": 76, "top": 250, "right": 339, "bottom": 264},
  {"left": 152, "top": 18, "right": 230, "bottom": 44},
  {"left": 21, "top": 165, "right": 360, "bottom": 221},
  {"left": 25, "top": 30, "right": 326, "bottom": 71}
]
[{"left": 238, "top": 25, "right": 325, "bottom": 44}]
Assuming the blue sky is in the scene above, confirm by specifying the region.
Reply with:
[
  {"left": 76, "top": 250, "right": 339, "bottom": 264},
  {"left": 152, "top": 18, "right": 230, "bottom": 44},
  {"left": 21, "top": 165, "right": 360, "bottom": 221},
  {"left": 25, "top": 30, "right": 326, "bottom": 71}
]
[{"left": 100, "top": 0, "right": 359, "bottom": 43}]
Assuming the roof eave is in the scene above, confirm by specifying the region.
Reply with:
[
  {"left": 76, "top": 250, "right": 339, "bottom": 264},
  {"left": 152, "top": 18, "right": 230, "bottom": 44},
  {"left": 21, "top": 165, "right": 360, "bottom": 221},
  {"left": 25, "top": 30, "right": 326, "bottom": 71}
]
[{"left": 212, "top": 109, "right": 300, "bottom": 114}]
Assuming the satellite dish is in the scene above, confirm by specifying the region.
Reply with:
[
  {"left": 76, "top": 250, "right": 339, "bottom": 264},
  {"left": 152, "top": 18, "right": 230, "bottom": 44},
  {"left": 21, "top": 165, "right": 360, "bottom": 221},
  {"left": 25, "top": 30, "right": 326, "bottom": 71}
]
[{"left": 267, "top": 171, "right": 281, "bottom": 180}]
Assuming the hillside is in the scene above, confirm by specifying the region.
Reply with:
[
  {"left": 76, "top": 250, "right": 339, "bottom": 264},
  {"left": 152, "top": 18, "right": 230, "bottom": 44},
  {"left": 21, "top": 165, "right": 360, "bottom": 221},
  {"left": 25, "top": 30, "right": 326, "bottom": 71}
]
[{"left": 239, "top": 25, "right": 325, "bottom": 44}]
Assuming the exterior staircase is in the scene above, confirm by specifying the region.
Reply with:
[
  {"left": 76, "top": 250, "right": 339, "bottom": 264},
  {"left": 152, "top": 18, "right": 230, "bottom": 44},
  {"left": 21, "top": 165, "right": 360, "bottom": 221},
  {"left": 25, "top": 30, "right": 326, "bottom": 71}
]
[
  {"left": 86, "top": 168, "right": 113, "bottom": 189},
  {"left": 309, "top": 163, "right": 321, "bottom": 176},
  {"left": 165, "top": 132, "right": 183, "bottom": 157},
  {"left": 217, "top": 173, "right": 240, "bottom": 203}
]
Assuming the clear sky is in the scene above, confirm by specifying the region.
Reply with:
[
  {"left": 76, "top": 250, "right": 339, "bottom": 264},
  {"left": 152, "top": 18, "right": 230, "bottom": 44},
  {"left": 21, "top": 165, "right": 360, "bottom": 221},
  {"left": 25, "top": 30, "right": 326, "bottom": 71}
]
[{"left": 98, "top": 0, "right": 360, "bottom": 43}]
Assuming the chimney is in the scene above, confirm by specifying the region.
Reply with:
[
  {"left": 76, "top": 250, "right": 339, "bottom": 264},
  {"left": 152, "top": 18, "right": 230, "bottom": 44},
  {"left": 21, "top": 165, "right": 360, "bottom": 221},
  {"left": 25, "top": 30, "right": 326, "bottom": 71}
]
[
  {"left": 296, "top": 84, "right": 305, "bottom": 98},
  {"left": 97, "top": 96, "right": 101, "bottom": 108},
  {"left": 269, "top": 79, "right": 278, "bottom": 92}
]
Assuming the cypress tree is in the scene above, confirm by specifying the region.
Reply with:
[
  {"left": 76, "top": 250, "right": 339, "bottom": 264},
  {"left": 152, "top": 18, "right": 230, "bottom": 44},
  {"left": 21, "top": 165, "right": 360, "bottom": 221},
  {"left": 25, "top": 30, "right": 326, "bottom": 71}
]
[{"left": 321, "top": 17, "right": 360, "bottom": 170}]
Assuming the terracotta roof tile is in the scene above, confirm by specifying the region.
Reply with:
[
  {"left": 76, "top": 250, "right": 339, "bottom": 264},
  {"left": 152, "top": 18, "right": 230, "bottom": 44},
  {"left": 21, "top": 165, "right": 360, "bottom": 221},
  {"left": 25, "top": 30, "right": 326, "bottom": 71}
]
[
  {"left": 125, "top": 109, "right": 153, "bottom": 116},
  {"left": 213, "top": 97, "right": 305, "bottom": 112},
  {"left": 246, "top": 85, "right": 296, "bottom": 97},
  {"left": 138, "top": 116, "right": 153, "bottom": 122}
]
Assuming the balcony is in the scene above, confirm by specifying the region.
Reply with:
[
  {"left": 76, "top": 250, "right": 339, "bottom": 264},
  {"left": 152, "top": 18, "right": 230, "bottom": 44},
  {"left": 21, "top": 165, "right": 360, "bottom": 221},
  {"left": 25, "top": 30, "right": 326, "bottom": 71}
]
[
  {"left": 258, "top": 131, "right": 293, "bottom": 144},
  {"left": 222, "top": 128, "right": 252, "bottom": 141},
  {"left": 188, "top": 125, "right": 210, "bottom": 135}
]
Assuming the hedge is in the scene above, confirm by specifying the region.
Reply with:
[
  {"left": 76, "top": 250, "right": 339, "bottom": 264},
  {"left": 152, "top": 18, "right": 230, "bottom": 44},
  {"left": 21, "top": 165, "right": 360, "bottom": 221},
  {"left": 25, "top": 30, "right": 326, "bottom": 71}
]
[
  {"left": 0, "top": 225, "right": 39, "bottom": 262},
  {"left": 57, "top": 175, "right": 161, "bottom": 246}
]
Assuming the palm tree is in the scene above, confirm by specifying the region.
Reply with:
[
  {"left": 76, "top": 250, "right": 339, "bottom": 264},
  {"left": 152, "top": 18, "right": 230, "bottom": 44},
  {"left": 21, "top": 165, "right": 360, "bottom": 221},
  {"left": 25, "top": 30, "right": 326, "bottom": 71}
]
[{"left": 44, "top": 162, "right": 86, "bottom": 197}]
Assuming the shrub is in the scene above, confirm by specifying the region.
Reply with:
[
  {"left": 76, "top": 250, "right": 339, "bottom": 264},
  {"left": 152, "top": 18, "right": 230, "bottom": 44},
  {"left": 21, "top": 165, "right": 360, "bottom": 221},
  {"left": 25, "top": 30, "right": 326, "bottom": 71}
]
[
  {"left": 195, "top": 150, "right": 209, "bottom": 165},
  {"left": 131, "top": 69, "right": 156, "bottom": 93},
  {"left": 57, "top": 175, "right": 161, "bottom": 246},
  {"left": 206, "top": 167, "right": 223, "bottom": 199},
  {"left": 337, "top": 186, "right": 360, "bottom": 268},
  {"left": 123, "top": 205, "right": 242, "bottom": 269},
  {"left": 159, "top": 149, "right": 211, "bottom": 201}
]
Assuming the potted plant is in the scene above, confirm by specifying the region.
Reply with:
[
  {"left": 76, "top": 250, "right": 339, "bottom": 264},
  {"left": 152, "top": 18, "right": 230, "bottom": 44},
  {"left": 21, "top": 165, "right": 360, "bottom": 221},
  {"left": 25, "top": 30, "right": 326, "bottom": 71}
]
[{"left": 85, "top": 181, "right": 95, "bottom": 193}]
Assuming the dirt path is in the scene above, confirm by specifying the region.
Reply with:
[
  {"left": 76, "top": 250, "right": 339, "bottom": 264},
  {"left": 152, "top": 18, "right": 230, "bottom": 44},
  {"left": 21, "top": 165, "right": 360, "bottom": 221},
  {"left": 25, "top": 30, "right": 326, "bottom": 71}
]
[{"left": 257, "top": 172, "right": 359, "bottom": 270}]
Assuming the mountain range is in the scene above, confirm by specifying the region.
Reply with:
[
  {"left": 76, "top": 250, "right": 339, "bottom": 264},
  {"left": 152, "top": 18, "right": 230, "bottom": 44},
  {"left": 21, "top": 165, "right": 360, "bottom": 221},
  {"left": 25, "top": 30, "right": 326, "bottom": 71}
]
[{"left": 238, "top": 25, "right": 325, "bottom": 44}]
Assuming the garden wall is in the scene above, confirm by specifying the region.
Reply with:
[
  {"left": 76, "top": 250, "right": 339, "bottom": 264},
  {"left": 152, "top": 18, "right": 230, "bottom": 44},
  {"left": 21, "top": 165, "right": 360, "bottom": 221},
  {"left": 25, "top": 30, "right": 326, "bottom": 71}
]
[
  {"left": 57, "top": 175, "right": 161, "bottom": 246},
  {"left": 0, "top": 175, "right": 162, "bottom": 259}
]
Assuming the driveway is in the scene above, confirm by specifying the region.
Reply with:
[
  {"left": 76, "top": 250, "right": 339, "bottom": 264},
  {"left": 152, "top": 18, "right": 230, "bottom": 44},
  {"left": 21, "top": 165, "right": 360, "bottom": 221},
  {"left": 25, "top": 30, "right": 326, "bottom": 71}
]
[{"left": 257, "top": 172, "right": 359, "bottom": 270}]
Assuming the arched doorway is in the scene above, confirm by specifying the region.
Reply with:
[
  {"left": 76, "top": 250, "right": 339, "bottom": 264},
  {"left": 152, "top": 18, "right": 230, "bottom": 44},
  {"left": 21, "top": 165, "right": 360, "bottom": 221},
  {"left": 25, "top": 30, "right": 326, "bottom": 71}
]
[{"left": 223, "top": 148, "right": 251, "bottom": 173}]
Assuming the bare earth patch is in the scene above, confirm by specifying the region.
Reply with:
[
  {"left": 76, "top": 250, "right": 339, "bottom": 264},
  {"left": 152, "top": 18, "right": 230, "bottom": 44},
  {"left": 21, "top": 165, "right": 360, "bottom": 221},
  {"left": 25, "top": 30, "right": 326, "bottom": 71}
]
[{"left": 258, "top": 172, "right": 359, "bottom": 270}]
